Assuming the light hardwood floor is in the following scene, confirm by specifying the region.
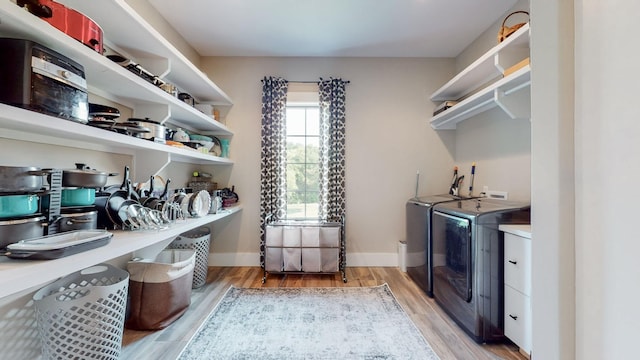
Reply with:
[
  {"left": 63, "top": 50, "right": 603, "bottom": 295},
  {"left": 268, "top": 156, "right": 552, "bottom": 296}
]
[{"left": 121, "top": 267, "right": 527, "bottom": 360}]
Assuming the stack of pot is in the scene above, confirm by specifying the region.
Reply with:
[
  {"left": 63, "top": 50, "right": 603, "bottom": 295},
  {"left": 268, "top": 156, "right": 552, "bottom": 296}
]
[
  {"left": 0, "top": 166, "right": 48, "bottom": 248},
  {"left": 57, "top": 163, "right": 117, "bottom": 233}
]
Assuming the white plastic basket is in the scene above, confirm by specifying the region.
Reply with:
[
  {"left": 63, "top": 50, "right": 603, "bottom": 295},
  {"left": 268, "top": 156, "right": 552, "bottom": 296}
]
[
  {"left": 169, "top": 227, "right": 211, "bottom": 288},
  {"left": 33, "top": 263, "right": 129, "bottom": 360}
]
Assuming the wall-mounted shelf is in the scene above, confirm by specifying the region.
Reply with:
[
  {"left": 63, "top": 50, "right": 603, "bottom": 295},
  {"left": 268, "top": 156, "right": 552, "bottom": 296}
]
[
  {"left": 0, "top": 206, "right": 242, "bottom": 299},
  {"left": 431, "top": 23, "right": 530, "bottom": 101},
  {"left": 0, "top": 0, "right": 241, "bottom": 305},
  {"left": 0, "top": 104, "right": 233, "bottom": 167},
  {"left": 429, "top": 23, "right": 530, "bottom": 130},
  {"left": 0, "top": 1, "right": 232, "bottom": 133},
  {"left": 59, "top": 0, "right": 232, "bottom": 106},
  {"left": 430, "top": 65, "right": 531, "bottom": 130}
]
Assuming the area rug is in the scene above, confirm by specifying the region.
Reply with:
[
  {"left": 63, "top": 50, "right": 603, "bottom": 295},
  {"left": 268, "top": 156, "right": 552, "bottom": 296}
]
[{"left": 177, "top": 284, "right": 440, "bottom": 360}]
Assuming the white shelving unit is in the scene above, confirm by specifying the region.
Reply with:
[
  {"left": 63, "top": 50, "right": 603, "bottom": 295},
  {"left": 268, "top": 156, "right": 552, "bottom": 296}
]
[
  {"left": 430, "top": 23, "right": 530, "bottom": 129},
  {"left": 0, "top": 1, "right": 232, "bottom": 132},
  {"left": 0, "top": 207, "right": 242, "bottom": 299},
  {"left": 60, "top": 0, "right": 231, "bottom": 106},
  {"left": 0, "top": 1, "right": 235, "bottom": 171},
  {"left": 0, "top": 104, "right": 232, "bottom": 166},
  {"left": 0, "top": 1, "right": 240, "bottom": 300}
]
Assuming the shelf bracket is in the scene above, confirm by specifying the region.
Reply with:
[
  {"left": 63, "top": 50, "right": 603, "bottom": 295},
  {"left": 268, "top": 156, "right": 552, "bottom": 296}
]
[
  {"left": 133, "top": 103, "right": 171, "bottom": 123},
  {"left": 137, "top": 56, "right": 171, "bottom": 79},
  {"left": 132, "top": 149, "right": 171, "bottom": 182},
  {"left": 494, "top": 85, "right": 531, "bottom": 120},
  {"left": 493, "top": 54, "right": 506, "bottom": 76}
]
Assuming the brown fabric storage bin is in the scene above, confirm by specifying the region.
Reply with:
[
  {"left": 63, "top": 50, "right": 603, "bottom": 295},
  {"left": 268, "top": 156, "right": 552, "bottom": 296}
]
[{"left": 126, "top": 249, "right": 196, "bottom": 330}]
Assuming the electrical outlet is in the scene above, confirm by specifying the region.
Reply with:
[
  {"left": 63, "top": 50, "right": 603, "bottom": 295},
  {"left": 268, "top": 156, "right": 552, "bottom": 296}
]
[{"left": 486, "top": 190, "right": 508, "bottom": 200}]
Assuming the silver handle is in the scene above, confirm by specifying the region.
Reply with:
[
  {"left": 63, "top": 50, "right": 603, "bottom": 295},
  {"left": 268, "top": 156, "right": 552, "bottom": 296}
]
[
  {"left": 68, "top": 218, "right": 94, "bottom": 224},
  {"left": 433, "top": 211, "right": 471, "bottom": 224}
]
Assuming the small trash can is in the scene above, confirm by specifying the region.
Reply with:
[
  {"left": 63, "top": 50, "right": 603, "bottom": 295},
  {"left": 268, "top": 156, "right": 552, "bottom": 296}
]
[
  {"left": 169, "top": 227, "right": 211, "bottom": 288},
  {"left": 33, "top": 263, "right": 129, "bottom": 360},
  {"left": 126, "top": 249, "right": 195, "bottom": 330}
]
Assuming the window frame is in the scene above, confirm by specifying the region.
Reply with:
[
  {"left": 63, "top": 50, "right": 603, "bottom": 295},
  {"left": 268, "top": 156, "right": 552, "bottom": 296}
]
[{"left": 285, "top": 98, "right": 321, "bottom": 220}]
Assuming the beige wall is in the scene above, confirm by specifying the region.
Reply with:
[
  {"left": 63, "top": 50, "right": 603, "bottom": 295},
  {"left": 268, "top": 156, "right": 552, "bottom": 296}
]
[
  {"left": 456, "top": 0, "right": 530, "bottom": 72},
  {"left": 454, "top": 108, "right": 531, "bottom": 202},
  {"left": 452, "top": 0, "right": 531, "bottom": 202},
  {"left": 200, "top": 56, "right": 457, "bottom": 265}
]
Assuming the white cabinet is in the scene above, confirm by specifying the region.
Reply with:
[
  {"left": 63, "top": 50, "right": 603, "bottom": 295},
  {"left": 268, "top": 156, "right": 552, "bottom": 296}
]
[
  {"left": 0, "top": 0, "right": 239, "bottom": 299},
  {"left": 430, "top": 23, "right": 530, "bottom": 129},
  {"left": 500, "top": 224, "right": 532, "bottom": 355}
]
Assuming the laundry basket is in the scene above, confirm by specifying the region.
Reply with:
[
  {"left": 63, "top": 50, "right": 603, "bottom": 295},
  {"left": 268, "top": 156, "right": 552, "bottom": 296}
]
[
  {"left": 126, "top": 249, "right": 196, "bottom": 330},
  {"left": 33, "top": 263, "right": 129, "bottom": 360},
  {"left": 169, "top": 227, "right": 211, "bottom": 288}
]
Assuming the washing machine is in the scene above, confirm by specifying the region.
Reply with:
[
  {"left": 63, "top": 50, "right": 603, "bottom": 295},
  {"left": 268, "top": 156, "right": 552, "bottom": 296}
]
[
  {"left": 431, "top": 198, "right": 530, "bottom": 343},
  {"left": 405, "top": 194, "right": 466, "bottom": 297}
]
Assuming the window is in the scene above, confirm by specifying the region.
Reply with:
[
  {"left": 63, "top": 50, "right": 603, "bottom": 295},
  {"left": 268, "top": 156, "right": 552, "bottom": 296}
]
[{"left": 285, "top": 104, "right": 320, "bottom": 219}]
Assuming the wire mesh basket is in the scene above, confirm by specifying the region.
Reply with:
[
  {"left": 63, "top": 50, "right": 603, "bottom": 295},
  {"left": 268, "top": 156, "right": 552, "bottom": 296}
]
[
  {"left": 32, "top": 263, "right": 129, "bottom": 360},
  {"left": 169, "top": 227, "right": 211, "bottom": 288}
]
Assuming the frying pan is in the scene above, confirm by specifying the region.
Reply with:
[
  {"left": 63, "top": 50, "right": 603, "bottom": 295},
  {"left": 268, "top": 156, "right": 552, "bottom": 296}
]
[
  {"left": 126, "top": 178, "right": 140, "bottom": 203},
  {"left": 116, "top": 199, "right": 140, "bottom": 229},
  {"left": 138, "top": 175, "right": 156, "bottom": 206},
  {"left": 89, "top": 103, "right": 120, "bottom": 120},
  {"left": 145, "top": 178, "right": 171, "bottom": 210},
  {"left": 106, "top": 184, "right": 129, "bottom": 228},
  {"left": 99, "top": 166, "right": 132, "bottom": 228}
]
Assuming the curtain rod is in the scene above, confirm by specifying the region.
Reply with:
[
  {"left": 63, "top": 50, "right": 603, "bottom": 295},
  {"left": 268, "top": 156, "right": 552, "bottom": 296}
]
[{"left": 289, "top": 80, "right": 351, "bottom": 84}]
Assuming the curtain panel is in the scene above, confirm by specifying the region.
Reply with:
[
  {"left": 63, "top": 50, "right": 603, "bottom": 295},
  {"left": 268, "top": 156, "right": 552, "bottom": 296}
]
[
  {"left": 318, "top": 78, "right": 348, "bottom": 222},
  {"left": 259, "top": 76, "right": 288, "bottom": 268}
]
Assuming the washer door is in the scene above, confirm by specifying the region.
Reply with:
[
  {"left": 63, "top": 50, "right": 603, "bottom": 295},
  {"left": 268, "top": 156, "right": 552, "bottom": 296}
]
[{"left": 432, "top": 211, "right": 472, "bottom": 302}]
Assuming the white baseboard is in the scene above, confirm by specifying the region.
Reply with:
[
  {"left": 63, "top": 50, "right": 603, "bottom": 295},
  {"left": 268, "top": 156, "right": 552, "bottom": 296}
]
[
  {"left": 208, "top": 252, "right": 259, "bottom": 267},
  {"left": 208, "top": 252, "right": 399, "bottom": 267}
]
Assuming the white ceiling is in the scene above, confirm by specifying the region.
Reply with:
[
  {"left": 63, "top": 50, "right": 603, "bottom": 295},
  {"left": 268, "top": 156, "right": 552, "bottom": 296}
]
[{"left": 147, "top": 0, "right": 519, "bottom": 58}]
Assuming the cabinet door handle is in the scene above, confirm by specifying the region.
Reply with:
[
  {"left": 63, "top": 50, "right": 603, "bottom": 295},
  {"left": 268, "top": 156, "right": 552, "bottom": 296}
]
[
  {"left": 509, "top": 314, "right": 518, "bottom": 320},
  {"left": 508, "top": 259, "right": 517, "bottom": 265}
]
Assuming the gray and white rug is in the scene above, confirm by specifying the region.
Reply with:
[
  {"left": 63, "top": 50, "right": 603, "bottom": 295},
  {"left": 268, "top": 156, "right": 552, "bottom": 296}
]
[{"left": 177, "top": 284, "right": 440, "bottom": 360}]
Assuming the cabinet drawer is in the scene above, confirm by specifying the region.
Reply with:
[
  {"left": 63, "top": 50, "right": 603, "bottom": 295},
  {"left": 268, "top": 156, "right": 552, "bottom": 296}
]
[
  {"left": 504, "top": 285, "right": 531, "bottom": 354},
  {"left": 504, "top": 233, "right": 531, "bottom": 295}
]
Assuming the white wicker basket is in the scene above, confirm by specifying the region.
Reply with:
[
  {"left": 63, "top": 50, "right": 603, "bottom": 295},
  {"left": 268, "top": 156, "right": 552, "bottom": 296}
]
[
  {"left": 33, "top": 263, "right": 129, "bottom": 360},
  {"left": 169, "top": 227, "right": 211, "bottom": 288}
]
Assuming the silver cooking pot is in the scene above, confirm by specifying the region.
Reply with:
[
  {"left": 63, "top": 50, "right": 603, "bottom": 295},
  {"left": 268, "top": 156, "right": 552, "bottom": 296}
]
[
  {"left": 0, "top": 166, "right": 47, "bottom": 192},
  {"left": 0, "top": 215, "right": 46, "bottom": 249},
  {"left": 127, "top": 118, "right": 166, "bottom": 143},
  {"left": 59, "top": 208, "right": 98, "bottom": 232},
  {"left": 54, "top": 163, "right": 118, "bottom": 188}
]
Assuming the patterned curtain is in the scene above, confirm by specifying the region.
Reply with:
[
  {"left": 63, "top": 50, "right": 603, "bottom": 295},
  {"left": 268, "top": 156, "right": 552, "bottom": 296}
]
[
  {"left": 259, "top": 76, "right": 288, "bottom": 268},
  {"left": 318, "top": 78, "right": 348, "bottom": 222}
]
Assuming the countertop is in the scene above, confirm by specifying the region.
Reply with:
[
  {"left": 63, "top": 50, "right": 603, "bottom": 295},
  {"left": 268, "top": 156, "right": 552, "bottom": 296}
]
[{"left": 499, "top": 224, "right": 532, "bottom": 239}]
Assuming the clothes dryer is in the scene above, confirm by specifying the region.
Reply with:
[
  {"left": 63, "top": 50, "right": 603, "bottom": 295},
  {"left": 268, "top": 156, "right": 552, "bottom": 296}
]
[{"left": 431, "top": 198, "right": 530, "bottom": 343}]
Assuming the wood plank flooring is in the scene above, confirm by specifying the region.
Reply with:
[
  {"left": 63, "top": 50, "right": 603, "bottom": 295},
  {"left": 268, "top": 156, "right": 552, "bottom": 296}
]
[{"left": 121, "top": 267, "right": 527, "bottom": 360}]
